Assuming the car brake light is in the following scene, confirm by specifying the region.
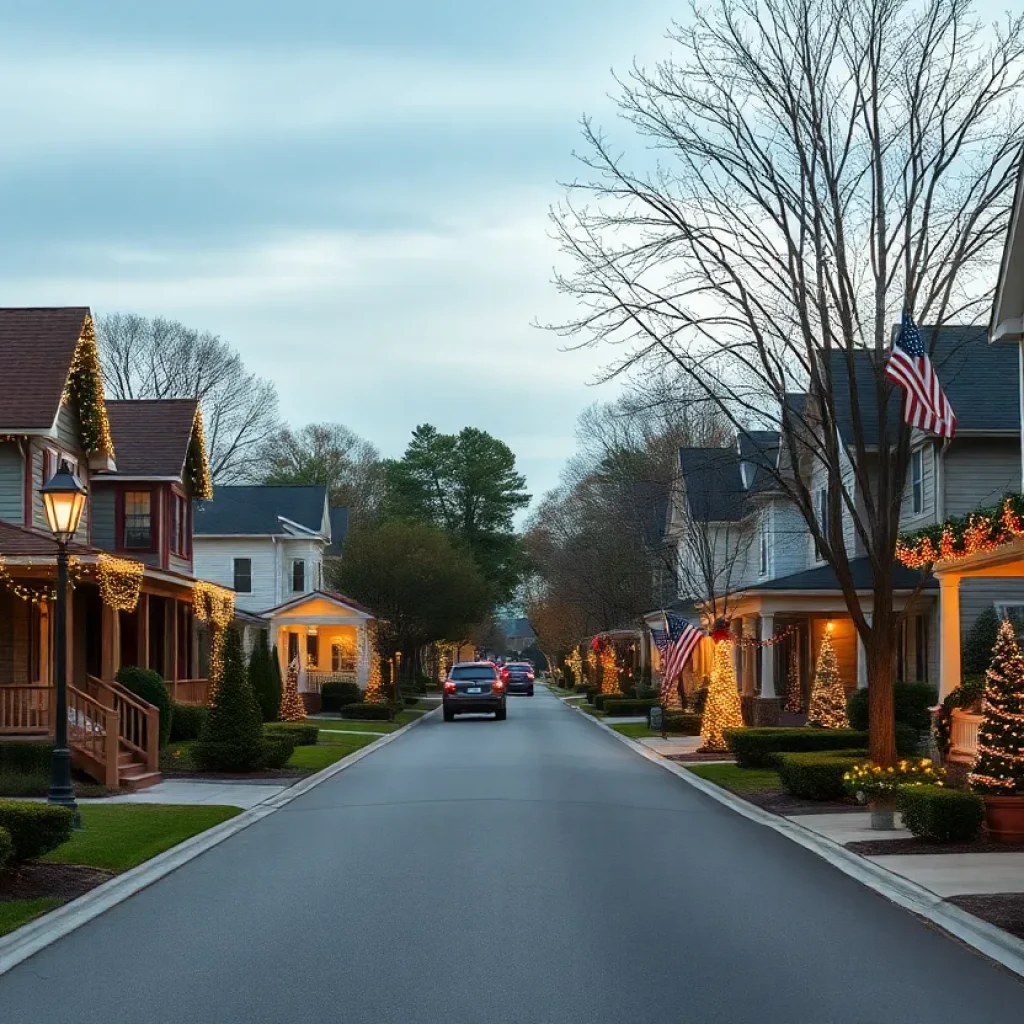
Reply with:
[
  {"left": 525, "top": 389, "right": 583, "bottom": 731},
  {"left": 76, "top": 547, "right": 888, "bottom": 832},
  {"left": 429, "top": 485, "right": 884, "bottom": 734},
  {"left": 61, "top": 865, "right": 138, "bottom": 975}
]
[
  {"left": 444, "top": 680, "right": 456, "bottom": 693},
  {"left": 526, "top": 671, "right": 534, "bottom": 680},
  {"left": 501, "top": 668, "right": 510, "bottom": 680},
  {"left": 494, "top": 679, "right": 505, "bottom": 691}
]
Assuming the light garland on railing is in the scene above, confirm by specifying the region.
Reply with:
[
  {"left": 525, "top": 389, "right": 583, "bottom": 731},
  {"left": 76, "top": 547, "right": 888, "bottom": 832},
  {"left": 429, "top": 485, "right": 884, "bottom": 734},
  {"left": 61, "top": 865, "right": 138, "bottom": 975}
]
[
  {"left": 897, "top": 493, "right": 1024, "bottom": 569},
  {"left": 96, "top": 554, "right": 144, "bottom": 611},
  {"left": 0, "top": 554, "right": 82, "bottom": 604}
]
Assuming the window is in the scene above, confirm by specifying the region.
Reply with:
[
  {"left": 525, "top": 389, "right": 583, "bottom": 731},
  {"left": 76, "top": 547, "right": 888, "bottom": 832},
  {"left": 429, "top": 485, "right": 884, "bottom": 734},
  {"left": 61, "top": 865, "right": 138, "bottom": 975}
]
[
  {"left": 292, "top": 559, "right": 306, "bottom": 592},
  {"left": 331, "top": 639, "right": 357, "bottom": 673},
  {"left": 306, "top": 631, "right": 319, "bottom": 669},
  {"left": 171, "top": 493, "right": 189, "bottom": 556},
  {"left": 124, "top": 491, "right": 152, "bottom": 548},
  {"left": 233, "top": 558, "right": 252, "bottom": 593},
  {"left": 814, "top": 488, "right": 827, "bottom": 560},
  {"left": 287, "top": 632, "right": 299, "bottom": 665},
  {"left": 911, "top": 449, "right": 924, "bottom": 515},
  {"left": 759, "top": 517, "right": 769, "bottom": 576}
]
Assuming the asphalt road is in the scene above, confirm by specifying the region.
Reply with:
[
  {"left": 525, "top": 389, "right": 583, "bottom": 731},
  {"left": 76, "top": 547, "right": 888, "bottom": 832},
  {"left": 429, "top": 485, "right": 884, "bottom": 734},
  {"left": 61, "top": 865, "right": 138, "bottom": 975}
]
[{"left": 2, "top": 688, "right": 1023, "bottom": 1023}]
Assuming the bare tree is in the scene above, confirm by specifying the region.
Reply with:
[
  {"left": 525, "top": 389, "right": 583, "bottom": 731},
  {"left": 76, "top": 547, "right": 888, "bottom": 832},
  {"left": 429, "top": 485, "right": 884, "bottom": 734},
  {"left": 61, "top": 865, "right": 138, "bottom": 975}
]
[
  {"left": 97, "top": 312, "right": 281, "bottom": 482},
  {"left": 548, "top": 0, "right": 1024, "bottom": 763}
]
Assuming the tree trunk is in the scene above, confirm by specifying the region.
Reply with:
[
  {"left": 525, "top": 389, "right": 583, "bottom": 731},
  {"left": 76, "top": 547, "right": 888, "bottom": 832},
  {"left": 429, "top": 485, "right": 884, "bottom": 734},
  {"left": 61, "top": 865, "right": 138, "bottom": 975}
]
[{"left": 865, "top": 607, "right": 897, "bottom": 766}]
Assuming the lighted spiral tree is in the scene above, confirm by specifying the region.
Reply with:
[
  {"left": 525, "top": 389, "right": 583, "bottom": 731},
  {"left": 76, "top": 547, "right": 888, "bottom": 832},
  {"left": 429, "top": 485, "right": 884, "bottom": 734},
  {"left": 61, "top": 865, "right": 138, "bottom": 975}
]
[
  {"left": 807, "top": 628, "right": 849, "bottom": 728},
  {"left": 279, "top": 659, "right": 306, "bottom": 721},
  {"left": 970, "top": 618, "right": 1024, "bottom": 795},
  {"left": 594, "top": 637, "right": 621, "bottom": 695},
  {"left": 364, "top": 622, "right": 387, "bottom": 705},
  {"left": 585, "top": 649, "right": 598, "bottom": 686},
  {"left": 566, "top": 647, "right": 583, "bottom": 688},
  {"left": 784, "top": 645, "right": 802, "bottom": 713},
  {"left": 700, "top": 620, "right": 744, "bottom": 752}
]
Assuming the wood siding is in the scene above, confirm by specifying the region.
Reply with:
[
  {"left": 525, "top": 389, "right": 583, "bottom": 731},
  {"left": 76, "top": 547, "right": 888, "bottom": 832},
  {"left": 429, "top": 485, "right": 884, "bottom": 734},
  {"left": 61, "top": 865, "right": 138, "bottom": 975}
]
[
  {"left": 943, "top": 438, "right": 1021, "bottom": 518},
  {"left": 899, "top": 442, "right": 937, "bottom": 531},
  {"left": 0, "top": 442, "right": 24, "bottom": 523},
  {"left": 55, "top": 402, "right": 80, "bottom": 448},
  {"left": 960, "top": 578, "right": 1024, "bottom": 635},
  {"left": 770, "top": 499, "right": 808, "bottom": 579},
  {"left": 90, "top": 487, "right": 116, "bottom": 550}
]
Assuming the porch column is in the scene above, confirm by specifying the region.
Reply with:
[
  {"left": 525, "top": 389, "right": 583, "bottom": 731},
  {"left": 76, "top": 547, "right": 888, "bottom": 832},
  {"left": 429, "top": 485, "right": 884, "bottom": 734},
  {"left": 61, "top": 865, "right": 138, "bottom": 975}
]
[
  {"left": 938, "top": 574, "right": 962, "bottom": 700},
  {"left": 741, "top": 617, "right": 756, "bottom": 697},
  {"left": 731, "top": 618, "right": 743, "bottom": 688},
  {"left": 856, "top": 613, "right": 872, "bottom": 690},
  {"left": 167, "top": 599, "right": 179, "bottom": 683},
  {"left": 356, "top": 624, "right": 370, "bottom": 689},
  {"left": 754, "top": 614, "right": 781, "bottom": 725},
  {"left": 137, "top": 592, "right": 150, "bottom": 671},
  {"left": 100, "top": 602, "right": 120, "bottom": 681}
]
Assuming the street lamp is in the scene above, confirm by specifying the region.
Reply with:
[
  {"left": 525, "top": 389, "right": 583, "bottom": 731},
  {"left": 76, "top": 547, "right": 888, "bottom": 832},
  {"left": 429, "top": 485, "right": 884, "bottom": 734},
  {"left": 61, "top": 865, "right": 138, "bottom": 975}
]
[{"left": 41, "top": 459, "right": 87, "bottom": 824}]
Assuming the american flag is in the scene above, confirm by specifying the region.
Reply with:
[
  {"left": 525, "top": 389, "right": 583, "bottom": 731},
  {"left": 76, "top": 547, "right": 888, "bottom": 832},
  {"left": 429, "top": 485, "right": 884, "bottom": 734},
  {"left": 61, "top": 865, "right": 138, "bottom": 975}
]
[
  {"left": 884, "top": 311, "right": 956, "bottom": 438},
  {"left": 660, "top": 613, "right": 704, "bottom": 688}
]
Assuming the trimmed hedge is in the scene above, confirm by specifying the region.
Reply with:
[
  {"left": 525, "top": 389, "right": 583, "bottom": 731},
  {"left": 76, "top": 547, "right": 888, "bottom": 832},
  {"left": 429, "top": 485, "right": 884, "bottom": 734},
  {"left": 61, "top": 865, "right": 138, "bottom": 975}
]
[
  {"left": 604, "top": 698, "right": 659, "bottom": 717},
  {"left": 340, "top": 702, "right": 394, "bottom": 721},
  {"left": 261, "top": 735, "right": 299, "bottom": 769},
  {"left": 663, "top": 712, "right": 702, "bottom": 735},
  {"left": 0, "top": 740, "right": 53, "bottom": 775},
  {"left": 846, "top": 682, "right": 937, "bottom": 733},
  {"left": 116, "top": 666, "right": 173, "bottom": 748},
  {"left": 265, "top": 723, "right": 318, "bottom": 746},
  {"left": 168, "top": 703, "right": 208, "bottom": 743},
  {"left": 895, "top": 723, "right": 921, "bottom": 757},
  {"left": 593, "top": 692, "right": 629, "bottom": 711},
  {"left": 724, "top": 728, "right": 869, "bottom": 768},
  {"left": 0, "top": 825, "right": 11, "bottom": 871},
  {"left": 321, "top": 681, "right": 363, "bottom": 713},
  {"left": 776, "top": 751, "right": 866, "bottom": 801},
  {"left": 0, "top": 801, "right": 74, "bottom": 861},
  {"left": 898, "top": 785, "right": 984, "bottom": 842}
]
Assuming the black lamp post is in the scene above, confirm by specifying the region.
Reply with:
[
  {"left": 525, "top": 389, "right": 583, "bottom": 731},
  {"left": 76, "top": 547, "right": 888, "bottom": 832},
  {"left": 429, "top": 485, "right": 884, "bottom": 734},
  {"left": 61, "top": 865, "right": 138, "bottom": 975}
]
[{"left": 41, "top": 459, "right": 87, "bottom": 824}]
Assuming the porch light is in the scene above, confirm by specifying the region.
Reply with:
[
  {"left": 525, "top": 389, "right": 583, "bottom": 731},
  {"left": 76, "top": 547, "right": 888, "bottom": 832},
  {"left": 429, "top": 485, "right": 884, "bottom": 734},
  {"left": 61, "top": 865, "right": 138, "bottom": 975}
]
[
  {"left": 41, "top": 460, "right": 87, "bottom": 543},
  {"left": 826, "top": 619, "right": 835, "bottom": 633}
]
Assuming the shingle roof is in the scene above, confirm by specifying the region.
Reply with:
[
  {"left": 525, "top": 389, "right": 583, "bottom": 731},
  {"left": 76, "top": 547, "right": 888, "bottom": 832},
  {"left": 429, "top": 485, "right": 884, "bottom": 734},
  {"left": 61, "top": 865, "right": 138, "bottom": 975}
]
[
  {"left": 105, "top": 400, "right": 198, "bottom": 479},
  {"left": 744, "top": 556, "right": 936, "bottom": 592},
  {"left": 326, "top": 506, "right": 350, "bottom": 556},
  {"left": 828, "top": 326, "right": 1019, "bottom": 446},
  {"left": 0, "top": 521, "right": 91, "bottom": 556},
  {"left": 678, "top": 448, "right": 748, "bottom": 522},
  {"left": 0, "top": 308, "right": 90, "bottom": 431},
  {"left": 193, "top": 485, "right": 327, "bottom": 536}
]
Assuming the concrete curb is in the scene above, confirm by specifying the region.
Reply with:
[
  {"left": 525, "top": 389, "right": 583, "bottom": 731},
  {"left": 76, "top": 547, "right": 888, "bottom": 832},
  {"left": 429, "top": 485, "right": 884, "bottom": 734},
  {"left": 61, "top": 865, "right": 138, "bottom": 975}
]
[
  {"left": 0, "top": 706, "right": 439, "bottom": 977},
  {"left": 572, "top": 702, "right": 1024, "bottom": 979}
]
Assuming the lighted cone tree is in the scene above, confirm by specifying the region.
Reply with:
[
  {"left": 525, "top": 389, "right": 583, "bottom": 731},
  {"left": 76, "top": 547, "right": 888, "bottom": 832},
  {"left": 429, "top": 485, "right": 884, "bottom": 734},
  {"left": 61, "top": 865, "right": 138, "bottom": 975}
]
[
  {"left": 970, "top": 618, "right": 1024, "bottom": 795},
  {"left": 279, "top": 659, "right": 306, "bottom": 722},
  {"left": 784, "top": 646, "right": 802, "bottom": 713},
  {"left": 701, "top": 635, "right": 744, "bottom": 752},
  {"left": 807, "top": 630, "right": 849, "bottom": 728},
  {"left": 364, "top": 623, "right": 386, "bottom": 704},
  {"left": 599, "top": 643, "right": 621, "bottom": 694},
  {"left": 566, "top": 648, "right": 583, "bottom": 687}
]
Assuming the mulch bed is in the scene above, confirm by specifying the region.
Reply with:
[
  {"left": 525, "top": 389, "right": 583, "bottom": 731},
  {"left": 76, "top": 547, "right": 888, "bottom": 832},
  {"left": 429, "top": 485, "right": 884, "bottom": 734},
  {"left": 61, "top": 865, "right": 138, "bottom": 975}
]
[
  {"left": 847, "top": 838, "right": 1024, "bottom": 856},
  {"left": 744, "top": 792, "right": 864, "bottom": 816},
  {"left": 948, "top": 894, "right": 1024, "bottom": 941},
  {"left": 160, "top": 768, "right": 305, "bottom": 782},
  {"left": 0, "top": 863, "right": 113, "bottom": 903},
  {"left": 666, "top": 752, "right": 737, "bottom": 763}
]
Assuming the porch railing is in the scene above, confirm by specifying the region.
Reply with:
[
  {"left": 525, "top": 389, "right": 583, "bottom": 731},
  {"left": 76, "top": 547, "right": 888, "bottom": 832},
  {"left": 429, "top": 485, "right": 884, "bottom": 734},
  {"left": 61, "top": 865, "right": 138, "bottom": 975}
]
[
  {"left": 89, "top": 676, "right": 160, "bottom": 774},
  {"left": 949, "top": 708, "right": 984, "bottom": 766},
  {"left": 68, "top": 684, "right": 120, "bottom": 788},
  {"left": 0, "top": 684, "right": 53, "bottom": 734},
  {"left": 304, "top": 670, "right": 357, "bottom": 693},
  {"left": 169, "top": 678, "right": 210, "bottom": 706}
]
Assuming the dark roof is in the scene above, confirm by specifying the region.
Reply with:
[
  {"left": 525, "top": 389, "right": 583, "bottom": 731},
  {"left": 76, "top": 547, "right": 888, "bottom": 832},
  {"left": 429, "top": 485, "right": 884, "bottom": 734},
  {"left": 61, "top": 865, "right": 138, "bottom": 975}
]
[
  {"left": 738, "top": 430, "right": 780, "bottom": 494},
  {"left": 829, "top": 326, "right": 1019, "bottom": 446},
  {"left": 0, "top": 308, "right": 90, "bottom": 431},
  {"left": 678, "top": 448, "right": 748, "bottom": 522},
  {"left": 744, "top": 556, "right": 936, "bottom": 592},
  {"left": 193, "top": 485, "right": 327, "bottom": 536},
  {"left": 0, "top": 521, "right": 91, "bottom": 556},
  {"left": 501, "top": 617, "right": 534, "bottom": 638},
  {"left": 326, "top": 506, "right": 350, "bottom": 556},
  {"left": 105, "top": 400, "right": 198, "bottom": 478}
]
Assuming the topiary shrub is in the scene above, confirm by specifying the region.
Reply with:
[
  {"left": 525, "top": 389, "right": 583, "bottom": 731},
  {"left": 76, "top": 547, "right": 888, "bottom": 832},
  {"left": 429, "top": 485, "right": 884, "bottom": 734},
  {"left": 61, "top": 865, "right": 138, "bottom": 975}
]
[
  {"left": 593, "top": 691, "right": 628, "bottom": 711},
  {"left": 776, "top": 751, "right": 866, "bottom": 801},
  {"left": 261, "top": 734, "right": 299, "bottom": 769},
  {"left": 340, "top": 702, "right": 394, "bottom": 721},
  {"left": 248, "top": 632, "right": 280, "bottom": 723},
  {"left": 846, "top": 682, "right": 937, "bottom": 734},
  {"left": 0, "top": 801, "right": 74, "bottom": 860},
  {"left": 963, "top": 605, "right": 1024, "bottom": 675},
  {"left": 603, "top": 698, "right": 659, "bottom": 717},
  {"left": 321, "top": 681, "right": 363, "bottom": 713},
  {"left": 895, "top": 722, "right": 922, "bottom": 757},
  {"left": 724, "top": 727, "right": 869, "bottom": 768},
  {"left": 168, "top": 703, "right": 208, "bottom": 743},
  {"left": 0, "top": 825, "right": 11, "bottom": 871},
  {"left": 0, "top": 741, "right": 53, "bottom": 775},
  {"left": 194, "top": 628, "right": 266, "bottom": 771},
  {"left": 265, "top": 723, "right": 318, "bottom": 746},
  {"left": 116, "top": 666, "right": 173, "bottom": 748},
  {"left": 662, "top": 712, "right": 702, "bottom": 735},
  {"left": 898, "top": 784, "right": 984, "bottom": 842}
]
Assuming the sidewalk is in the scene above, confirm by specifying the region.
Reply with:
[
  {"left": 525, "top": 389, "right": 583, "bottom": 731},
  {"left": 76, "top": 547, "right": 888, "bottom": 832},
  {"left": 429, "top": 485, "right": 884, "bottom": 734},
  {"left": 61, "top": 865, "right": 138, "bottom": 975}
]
[{"left": 84, "top": 780, "right": 290, "bottom": 809}]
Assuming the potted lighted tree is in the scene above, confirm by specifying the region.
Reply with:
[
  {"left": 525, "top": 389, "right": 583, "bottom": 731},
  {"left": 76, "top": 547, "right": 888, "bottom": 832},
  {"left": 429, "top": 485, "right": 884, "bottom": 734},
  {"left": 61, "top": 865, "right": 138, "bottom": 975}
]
[{"left": 970, "top": 618, "right": 1024, "bottom": 842}]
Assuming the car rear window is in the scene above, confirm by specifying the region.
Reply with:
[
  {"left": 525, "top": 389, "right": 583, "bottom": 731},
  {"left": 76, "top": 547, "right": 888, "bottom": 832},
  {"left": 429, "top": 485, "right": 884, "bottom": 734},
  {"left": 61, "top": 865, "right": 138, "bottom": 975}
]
[
  {"left": 508, "top": 663, "right": 531, "bottom": 669},
  {"left": 451, "top": 666, "right": 498, "bottom": 680}
]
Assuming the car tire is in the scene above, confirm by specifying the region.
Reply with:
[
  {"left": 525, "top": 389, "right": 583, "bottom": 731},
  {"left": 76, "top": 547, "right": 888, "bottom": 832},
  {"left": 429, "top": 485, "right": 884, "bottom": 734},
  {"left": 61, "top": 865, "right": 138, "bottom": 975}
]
[
  {"left": 495, "top": 708, "right": 507, "bottom": 721},
  {"left": 443, "top": 708, "right": 455, "bottom": 722},
  {"left": 528, "top": 688, "right": 534, "bottom": 696}
]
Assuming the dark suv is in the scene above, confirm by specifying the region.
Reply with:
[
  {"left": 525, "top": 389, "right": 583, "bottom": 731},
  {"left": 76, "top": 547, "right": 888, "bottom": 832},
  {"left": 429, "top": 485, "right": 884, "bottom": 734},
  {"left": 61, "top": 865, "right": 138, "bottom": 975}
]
[
  {"left": 501, "top": 662, "right": 535, "bottom": 696},
  {"left": 443, "top": 662, "right": 506, "bottom": 721}
]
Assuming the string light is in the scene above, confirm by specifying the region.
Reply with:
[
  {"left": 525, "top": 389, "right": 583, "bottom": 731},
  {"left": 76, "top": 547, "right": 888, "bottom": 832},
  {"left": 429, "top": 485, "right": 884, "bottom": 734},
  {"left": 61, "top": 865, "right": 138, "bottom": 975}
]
[
  {"left": 279, "top": 659, "right": 306, "bottom": 721},
  {"left": 599, "top": 643, "right": 620, "bottom": 695},
  {"left": 95, "top": 554, "right": 144, "bottom": 611},
  {"left": 784, "top": 644, "right": 802, "bottom": 713},
  {"left": 700, "top": 639, "right": 744, "bottom": 752},
  {"left": 898, "top": 495, "right": 1024, "bottom": 568},
  {"left": 61, "top": 315, "right": 115, "bottom": 459},
  {"left": 188, "top": 407, "right": 214, "bottom": 500},
  {"left": 364, "top": 621, "right": 386, "bottom": 704},
  {"left": 566, "top": 648, "right": 583, "bottom": 687},
  {"left": 0, "top": 554, "right": 82, "bottom": 604},
  {"left": 969, "top": 617, "right": 1024, "bottom": 792},
  {"left": 193, "top": 581, "right": 235, "bottom": 697},
  {"left": 807, "top": 629, "right": 849, "bottom": 728},
  {"left": 728, "top": 622, "right": 800, "bottom": 648}
]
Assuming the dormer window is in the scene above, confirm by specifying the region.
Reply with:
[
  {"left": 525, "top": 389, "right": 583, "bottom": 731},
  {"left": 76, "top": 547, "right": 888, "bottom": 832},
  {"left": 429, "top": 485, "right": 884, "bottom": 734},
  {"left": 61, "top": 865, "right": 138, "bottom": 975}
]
[
  {"left": 124, "top": 491, "right": 152, "bottom": 549},
  {"left": 292, "top": 559, "right": 306, "bottom": 592},
  {"left": 759, "top": 517, "right": 769, "bottom": 576}
]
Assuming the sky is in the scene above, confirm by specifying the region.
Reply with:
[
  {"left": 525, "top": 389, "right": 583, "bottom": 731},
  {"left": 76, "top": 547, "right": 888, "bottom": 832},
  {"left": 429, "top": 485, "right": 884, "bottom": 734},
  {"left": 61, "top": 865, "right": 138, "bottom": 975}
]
[{"left": 0, "top": 0, "right": 684, "bottom": 508}]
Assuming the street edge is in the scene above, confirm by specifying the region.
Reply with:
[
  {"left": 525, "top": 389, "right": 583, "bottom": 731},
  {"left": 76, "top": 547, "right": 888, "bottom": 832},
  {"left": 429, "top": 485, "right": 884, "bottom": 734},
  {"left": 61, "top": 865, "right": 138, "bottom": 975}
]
[
  {"left": 0, "top": 704, "right": 439, "bottom": 977},
  {"left": 572, "top": 703, "right": 1024, "bottom": 979}
]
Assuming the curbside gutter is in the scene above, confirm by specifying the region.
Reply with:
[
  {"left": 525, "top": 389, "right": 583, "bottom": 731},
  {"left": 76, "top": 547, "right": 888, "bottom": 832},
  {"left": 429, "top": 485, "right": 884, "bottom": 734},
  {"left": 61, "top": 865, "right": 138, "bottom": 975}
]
[
  {"left": 571, "top": 701, "right": 1024, "bottom": 979},
  {"left": 0, "top": 705, "right": 440, "bottom": 977}
]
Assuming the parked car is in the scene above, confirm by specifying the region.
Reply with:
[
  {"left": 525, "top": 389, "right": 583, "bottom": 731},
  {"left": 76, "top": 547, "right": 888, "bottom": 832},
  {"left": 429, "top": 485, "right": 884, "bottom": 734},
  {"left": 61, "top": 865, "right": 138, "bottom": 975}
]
[
  {"left": 501, "top": 662, "right": 535, "bottom": 696},
  {"left": 443, "top": 662, "right": 506, "bottom": 721}
]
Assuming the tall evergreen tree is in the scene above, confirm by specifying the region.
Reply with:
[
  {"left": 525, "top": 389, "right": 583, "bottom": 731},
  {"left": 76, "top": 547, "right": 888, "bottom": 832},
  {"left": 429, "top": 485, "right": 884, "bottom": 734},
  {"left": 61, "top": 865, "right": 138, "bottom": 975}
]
[
  {"left": 970, "top": 618, "right": 1024, "bottom": 795},
  {"left": 249, "top": 632, "right": 281, "bottom": 722}
]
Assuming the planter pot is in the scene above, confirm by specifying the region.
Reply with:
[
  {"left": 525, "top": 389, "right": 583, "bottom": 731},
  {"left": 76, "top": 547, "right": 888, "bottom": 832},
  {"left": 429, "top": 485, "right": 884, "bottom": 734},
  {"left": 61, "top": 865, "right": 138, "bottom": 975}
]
[
  {"left": 869, "top": 797, "right": 898, "bottom": 831},
  {"left": 983, "top": 795, "right": 1024, "bottom": 844}
]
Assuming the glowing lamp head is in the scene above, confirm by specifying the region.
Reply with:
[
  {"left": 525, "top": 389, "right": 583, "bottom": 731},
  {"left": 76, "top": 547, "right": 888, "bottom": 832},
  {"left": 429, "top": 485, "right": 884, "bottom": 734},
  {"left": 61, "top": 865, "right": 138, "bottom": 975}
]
[
  {"left": 41, "top": 459, "right": 87, "bottom": 543},
  {"left": 826, "top": 620, "right": 835, "bottom": 633}
]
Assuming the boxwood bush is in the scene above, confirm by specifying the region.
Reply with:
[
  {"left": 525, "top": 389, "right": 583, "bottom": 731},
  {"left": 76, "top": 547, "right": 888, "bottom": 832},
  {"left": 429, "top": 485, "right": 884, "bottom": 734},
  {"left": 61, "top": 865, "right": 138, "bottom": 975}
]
[
  {"left": 321, "top": 681, "right": 363, "bottom": 713},
  {"left": 168, "top": 703, "right": 208, "bottom": 743},
  {"left": 340, "top": 702, "right": 394, "bottom": 721},
  {"left": 898, "top": 785, "right": 984, "bottom": 842},
  {"left": 260, "top": 735, "right": 299, "bottom": 769},
  {"left": 846, "top": 682, "right": 937, "bottom": 733},
  {"left": 265, "top": 723, "right": 318, "bottom": 746},
  {"left": 603, "top": 698, "right": 659, "bottom": 717},
  {"left": 116, "top": 666, "right": 173, "bottom": 748},
  {"left": 663, "top": 712, "right": 702, "bottom": 735},
  {"left": 0, "top": 740, "right": 53, "bottom": 775},
  {"left": 0, "top": 801, "right": 74, "bottom": 861},
  {"left": 724, "top": 728, "right": 869, "bottom": 768},
  {"left": 775, "top": 751, "right": 866, "bottom": 801},
  {"left": 0, "top": 825, "right": 11, "bottom": 871},
  {"left": 593, "top": 692, "right": 629, "bottom": 711}
]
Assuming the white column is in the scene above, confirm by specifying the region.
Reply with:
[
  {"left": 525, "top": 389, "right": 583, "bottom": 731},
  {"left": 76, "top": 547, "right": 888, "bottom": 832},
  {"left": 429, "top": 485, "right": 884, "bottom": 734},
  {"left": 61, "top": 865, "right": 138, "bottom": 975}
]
[
  {"left": 356, "top": 624, "right": 370, "bottom": 688},
  {"left": 742, "top": 617, "right": 756, "bottom": 696},
  {"left": 856, "top": 613, "right": 872, "bottom": 690},
  {"left": 760, "top": 615, "right": 776, "bottom": 698},
  {"left": 731, "top": 617, "right": 743, "bottom": 686},
  {"left": 939, "top": 575, "right": 962, "bottom": 700}
]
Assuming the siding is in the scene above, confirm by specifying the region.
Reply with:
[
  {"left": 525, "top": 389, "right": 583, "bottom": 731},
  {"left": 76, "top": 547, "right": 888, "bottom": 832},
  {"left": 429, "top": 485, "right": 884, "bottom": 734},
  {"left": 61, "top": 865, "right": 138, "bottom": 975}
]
[
  {"left": 960, "top": 578, "right": 1024, "bottom": 635},
  {"left": 193, "top": 537, "right": 280, "bottom": 613},
  {"left": 279, "top": 538, "right": 324, "bottom": 604},
  {"left": 90, "top": 487, "right": 116, "bottom": 551},
  {"left": 0, "top": 441, "right": 24, "bottom": 523},
  {"left": 771, "top": 499, "right": 808, "bottom": 578},
  {"left": 898, "top": 442, "right": 937, "bottom": 530},
  {"left": 943, "top": 438, "right": 1021, "bottom": 517},
  {"left": 169, "top": 553, "right": 192, "bottom": 575},
  {"left": 55, "top": 402, "right": 81, "bottom": 448},
  {"left": 30, "top": 447, "right": 43, "bottom": 529}
]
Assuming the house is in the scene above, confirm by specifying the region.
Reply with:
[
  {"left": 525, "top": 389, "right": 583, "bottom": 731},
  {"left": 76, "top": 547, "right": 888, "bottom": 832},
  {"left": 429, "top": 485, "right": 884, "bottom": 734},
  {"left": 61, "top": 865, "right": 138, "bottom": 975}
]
[
  {"left": 192, "top": 486, "right": 372, "bottom": 706},
  {"left": 0, "top": 307, "right": 229, "bottom": 788},
  {"left": 501, "top": 617, "right": 536, "bottom": 654}
]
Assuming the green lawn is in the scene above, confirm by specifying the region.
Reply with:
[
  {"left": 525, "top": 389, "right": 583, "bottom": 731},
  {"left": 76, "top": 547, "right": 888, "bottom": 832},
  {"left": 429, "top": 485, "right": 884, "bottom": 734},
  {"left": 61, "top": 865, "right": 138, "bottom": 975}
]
[
  {"left": 287, "top": 734, "right": 376, "bottom": 770},
  {"left": 311, "top": 719, "right": 398, "bottom": 735},
  {"left": 579, "top": 704, "right": 606, "bottom": 718},
  {"left": 686, "top": 764, "right": 785, "bottom": 795},
  {"left": 0, "top": 898, "right": 64, "bottom": 937},
  {"left": 42, "top": 804, "right": 241, "bottom": 872},
  {"left": 0, "top": 774, "right": 113, "bottom": 799}
]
